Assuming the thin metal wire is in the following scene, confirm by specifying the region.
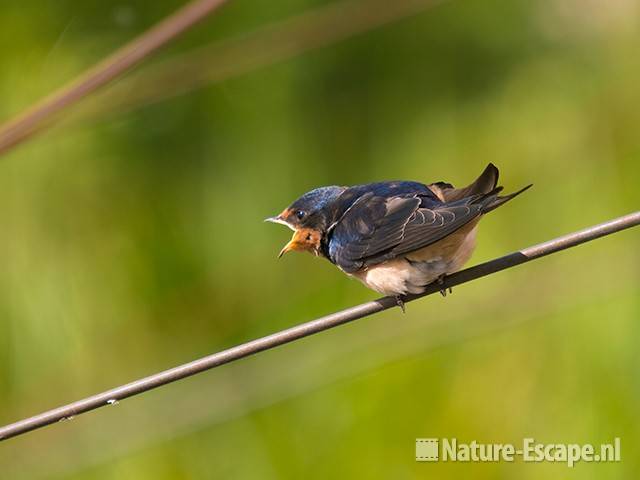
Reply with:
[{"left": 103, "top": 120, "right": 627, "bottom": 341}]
[
  {"left": 1, "top": 211, "right": 638, "bottom": 442},
  {"left": 0, "top": 0, "right": 229, "bottom": 156}
]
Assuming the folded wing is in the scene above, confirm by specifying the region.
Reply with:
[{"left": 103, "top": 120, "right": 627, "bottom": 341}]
[{"left": 328, "top": 192, "right": 486, "bottom": 273}]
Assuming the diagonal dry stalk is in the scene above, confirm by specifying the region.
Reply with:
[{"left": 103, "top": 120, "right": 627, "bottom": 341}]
[
  {"left": 74, "top": 0, "right": 446, "bottom": 123},
  {"left": 0, "top": 0, "right": 230, "bottom": 156},
  {"left": 0, "top": 0, "right": 447, "bottom": 153}
]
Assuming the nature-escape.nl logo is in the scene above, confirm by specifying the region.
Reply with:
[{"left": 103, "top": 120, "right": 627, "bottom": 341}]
[{"left": 415, "top": 438, "right": 620, "bottom": 467}]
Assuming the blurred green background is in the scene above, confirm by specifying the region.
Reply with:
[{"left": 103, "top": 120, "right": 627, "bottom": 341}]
[{"left": 0, "top": 0, "right": 639, "bottom": 478}]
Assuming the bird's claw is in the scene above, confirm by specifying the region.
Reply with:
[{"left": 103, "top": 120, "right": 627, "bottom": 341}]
[
  {"left": 395, "top": 295, "right": 406, "bottom": 313},
  {"left": 436, "top": 275, "right": 452, "bottom": 297}
]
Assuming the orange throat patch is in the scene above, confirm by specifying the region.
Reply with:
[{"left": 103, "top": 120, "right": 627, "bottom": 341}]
[{"left": 279, "top": 227, "right": 322, "bottom": 257}]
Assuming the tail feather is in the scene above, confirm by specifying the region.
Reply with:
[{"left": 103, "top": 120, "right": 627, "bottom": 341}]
[
  {"left": 432, "top": 163, "right": 500, "bottom": 202},
  {"left": 479, "top": 183, "right": 533, "bottom": 214}
]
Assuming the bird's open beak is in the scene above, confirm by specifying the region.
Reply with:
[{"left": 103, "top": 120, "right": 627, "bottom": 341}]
[
  {"left": 278, "top": 230, "right": 307, "bottom": 258},
  {"left": 266, "top": 213, "right": 307, "bottom": 257}
]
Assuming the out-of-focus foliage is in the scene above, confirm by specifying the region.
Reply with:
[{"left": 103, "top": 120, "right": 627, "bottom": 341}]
[{"left": 0, "top": 0, "right": 638, "bottom": 478}]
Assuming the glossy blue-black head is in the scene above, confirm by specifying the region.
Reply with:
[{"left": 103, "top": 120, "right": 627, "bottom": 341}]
[{"left": 265, "top": 185, "right": 346, "bottom": 257}]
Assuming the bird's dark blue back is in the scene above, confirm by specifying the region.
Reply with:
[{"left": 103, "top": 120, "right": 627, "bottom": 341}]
[
  {"left": 333, "top": 180, "right": 442, "bottom": 215},
  {"left": 350, "top": 181, "right": 437, "bottom": 199}
]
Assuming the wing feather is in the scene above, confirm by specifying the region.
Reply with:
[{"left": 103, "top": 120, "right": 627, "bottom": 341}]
[{"left": 328, "top": 194, "right": 483, "bottom": 272}]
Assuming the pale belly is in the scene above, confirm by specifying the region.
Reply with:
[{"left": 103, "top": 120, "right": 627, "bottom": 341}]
[{"left": 351, "top": 224, "right": 478, "bottom": 296}]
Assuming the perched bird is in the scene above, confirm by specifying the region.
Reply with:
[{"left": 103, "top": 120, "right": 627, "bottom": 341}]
[{"left": 266, "top": 164, "right": 530, "bottom": 309}]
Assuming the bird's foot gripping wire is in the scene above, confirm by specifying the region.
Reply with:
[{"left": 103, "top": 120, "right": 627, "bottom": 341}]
[
  {"left": 436, "top": 275, "right": 453, "bottom": 297},
  {"left": 395, "top": 295, "right": 406, "bottom": 313}
]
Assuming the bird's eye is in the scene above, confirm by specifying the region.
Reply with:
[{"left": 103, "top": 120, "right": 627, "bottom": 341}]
[
  {"left": 305, "top": 233, "right": 312, "bottom": 241},
  {"left": 295, "top": 210, "right": 306, "bottom": 220}
]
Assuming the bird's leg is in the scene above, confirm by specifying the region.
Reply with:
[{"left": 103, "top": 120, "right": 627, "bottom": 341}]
[
  {"left": 436, "top": 274, "right": 452, "bottom": 297},
  {"left": 395, "top": 295, "right": 406, "bottom": 313}
]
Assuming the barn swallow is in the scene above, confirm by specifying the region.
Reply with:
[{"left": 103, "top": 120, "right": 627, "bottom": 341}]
[{"left": 266, "top": 164, "right": 530, "bottom": 309}]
